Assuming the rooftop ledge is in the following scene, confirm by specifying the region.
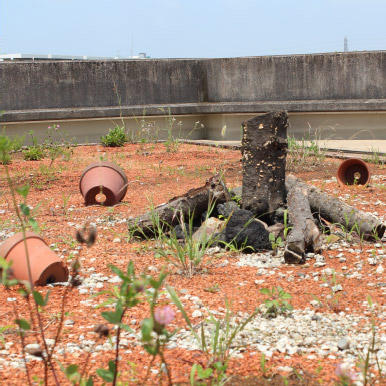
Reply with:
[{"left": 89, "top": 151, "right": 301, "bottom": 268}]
[{"left": 2, "top": 99, "right": 386, "bottom": 123}]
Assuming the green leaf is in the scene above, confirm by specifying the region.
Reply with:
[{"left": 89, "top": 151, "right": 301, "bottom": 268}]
[
  {"left": 33, "top": 290, "right": 49, "bottom": 306},
  {"left": 28, "top": 218, "right": 39, "bottom": 232},
  {"left": 259, "top": 288, "right": 271, "bottom": 295},
  {"left": 120, "top": 323, "right": 133, "bottom": 333},
  {"left": 144, "top": 343, "right": 157, "bottom": 355},
  {"left": 213, "top": 361, "right": 227, "bottom": 373},
  {"left": 101, "top": 308, "right": 123, "bottom": 324},
  {"left": 15, "top": 318, "right": 30, "bottom": 330},
  {"left": 190, "top": 364, "right": 197, "bottom": 385},
  {"left": 109, "top": 265, "right": 125, "bottom": 279},
  {"left": 85, "top": 377, "right": 94, "bottom": 386},
  {"left": 280, "top": 293, "right": 292, "bottom": 300},
  {"left": 16, "top": 185, "right": 30, "bottom": 198},
  {"left": 20, "top": 203, "right": 30, "bottom": 216},
  {"left": 196, "top": 365, "right": 212, "bottom": 380},
  {"left": 141, "top": 318, "right": 154, "bottom": 342},
  {"left": 96, "top": 368, "right": 114, "bottom": 383},
  {"left": 166, "top": 285, "right": 201, "bottom": 345},
  {"left": 108, "top": 360, "right": 116, "bottom": 374},
  {"left": 65, "top": 364, "right": 79, "bottom": 376}
]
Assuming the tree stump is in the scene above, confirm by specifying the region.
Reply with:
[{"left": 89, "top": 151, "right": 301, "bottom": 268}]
[
  {"left": 241, "top": 112, "right": 288, "bottom": 221},
  {"left": 284, "top": 185, "right": 321, "bottom": 264}
]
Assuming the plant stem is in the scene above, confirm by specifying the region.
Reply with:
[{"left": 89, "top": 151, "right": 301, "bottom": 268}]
[
  {"left": 4, "top": 165, "right": 60, "bottom": 386},
  {"left": 112, "top": 307, "right": 127, "bottom": 386}
]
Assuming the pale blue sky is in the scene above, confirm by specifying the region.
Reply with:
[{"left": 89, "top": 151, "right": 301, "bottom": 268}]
[{"left": 1, "top": 0, "right": 386, "bottom": 58}]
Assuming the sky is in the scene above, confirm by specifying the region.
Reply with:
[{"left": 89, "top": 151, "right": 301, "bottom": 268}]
[{"left": 1, "top": 0, "right": 386, "bottom": 58}]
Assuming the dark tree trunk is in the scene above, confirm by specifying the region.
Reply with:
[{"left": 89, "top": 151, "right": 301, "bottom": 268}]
[
  {"left": 127, "top": 175, "right": 230, "bottom": 237},
  {"left": 284, "top": 185, "right": 322, "bottom": 264},
  {"left": 241, "top": 111, "right": 288, "bottom": 221},
  {"left": 285, "top": 175, "right": 385, "bottom": 241}
]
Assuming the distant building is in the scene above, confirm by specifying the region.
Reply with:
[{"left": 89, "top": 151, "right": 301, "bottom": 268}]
[{"left": 0, "top": 53, "right": 151, "bottom": 61}]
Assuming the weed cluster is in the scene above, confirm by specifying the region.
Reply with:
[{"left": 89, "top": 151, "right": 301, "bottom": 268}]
[
  {"left": 287, "top": 132, "right": 326, "bottom": 172},
  {"left": 0, "top": 133, "right": 24, "bottom": 164},
  {"left": 22, "top": 126, "right": 75, "bottom": 163},
  {"left": 101, "top": 125, "right": 127, "bottom": 147}
]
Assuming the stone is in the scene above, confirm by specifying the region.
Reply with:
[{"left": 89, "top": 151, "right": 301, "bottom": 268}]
[
  {"left": 25, "top": 344, "right": 43, "bottom": 357},
  {"left": 225, "top": 209, "right": 271, "bottom": 252},
  {"left": 173, "top": 224, "right": 198, "bottom": 240},
  {"left": 267, "top": 223, "right": 285, "bottom": 239},
  {"left": 229, "top": 186, "right": 242, "bottom": 201},
  {"left": 337, "top": 337, "right": 350, "bottom": 350},
  {"left": 192, "top": 310, "right": 203, "bottom": 318},
  {"left": 216, "top": 201, "right": 240, "bottom": 219},
  {"left": 192, "top": 217, "right": 225, "bottom": 243},
  {"left": 332, "top": 284, "right": 343, "bottom": 293}
]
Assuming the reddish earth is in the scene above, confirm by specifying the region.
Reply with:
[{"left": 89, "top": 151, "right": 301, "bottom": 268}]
[{"left": 0, "top": 143, "right": 384, "bottom": 385}]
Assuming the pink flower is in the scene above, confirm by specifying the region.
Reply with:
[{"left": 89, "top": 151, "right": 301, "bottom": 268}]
[
  {"left": 335, "top": 363, "right": 357, "bottom": 382},
  {"left": 48, "top": 126, "right": 52, "bottom": 129},
  {"left": 154, "top": 306, "right": 175, "bottom": 326},
  {"left": 56, "top": 124, "right": 60, "bottom": 128}
]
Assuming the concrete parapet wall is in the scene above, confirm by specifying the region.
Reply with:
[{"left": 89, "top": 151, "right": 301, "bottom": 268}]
[
  {"left": 1, "top": 52, "right": 385, "bottom": 142},
  {"left": 1, "top": 51, "right": 386, "bottom": 122}
]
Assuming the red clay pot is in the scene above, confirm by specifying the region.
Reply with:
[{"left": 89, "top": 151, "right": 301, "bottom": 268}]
[
  {"left": 337, "top": 158, "right": 371, "bottom": 186},
  {"left": 0, "top": 232, "right": 69, "bottom": 286},
  {"left": 79, "top": 161, "right": 128, "bottom": 206}
]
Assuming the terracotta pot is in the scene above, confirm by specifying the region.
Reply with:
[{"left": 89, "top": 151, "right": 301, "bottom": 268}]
[
  {"left": 79, "top": 161, "right": 128, "bottom": 206},
  {"left": 0, "top": 232, "right": 68, "bottom": 286},
  {"left": 337, "top": 158, "right": 371, "bottom": 186}
]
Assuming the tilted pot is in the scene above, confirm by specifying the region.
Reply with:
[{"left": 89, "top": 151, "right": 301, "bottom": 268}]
[
  {"left": 337, "top": 158, "right": 370, "bottom": 186},
  {"left": 79, "top": 161, "right": 128, "bottom": 206},
  {"left": 0, "top": 232, "right": 69, "bottom": 286}
]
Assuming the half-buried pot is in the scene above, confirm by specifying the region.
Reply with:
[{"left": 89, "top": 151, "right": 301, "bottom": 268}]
[
  {"left": 0, "top": 232, "right": 69, "bottom": 286},
  {"left": 337, "top": 158, "right": 370, "bottom": 186},
  {"left": 79, "top": 161, "right": 128, "bottom": 206}
]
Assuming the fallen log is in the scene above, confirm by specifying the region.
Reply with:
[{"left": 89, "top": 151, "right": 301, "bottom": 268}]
[
  {"left": 284, "top": 185, "right": 322, "bottom": 264},
  {"left": 127, "top": 175, "right": 230, "bottom": 237},
  {"left": 241, "top": 112, "right": 288, "bottom": 221},
  {"left": 285, "top": 175, "right": 385, "bottom": 241}
]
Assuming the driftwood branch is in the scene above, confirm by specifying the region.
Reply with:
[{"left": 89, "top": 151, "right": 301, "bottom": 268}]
[
  {"left": 127, "top": 175, "right": 230, "bottom": 237},
  {"left": 284, "top": 185, "right": 322, "bottom": 264},
  {"left": 285, "top": 175, "right": 385, "bottom": 240}
]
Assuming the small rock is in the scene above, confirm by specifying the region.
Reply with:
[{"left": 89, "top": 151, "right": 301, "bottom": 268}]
[
  {"left": 376, "top": 265, "right": 384, "bottom": 274},
  {"left": 217, "top": 201, "right": 240, "bottom": 218},
  {"left": 64, "top": 319, "right": 75, "bottom": 326},
  {"left": 310, "top": 300, "right": 320, "bottom": 308},
  {"left": 277, "top": 366, "right": 292, "bottom": 373},
  {"left": 113, "top": 238, "right": 121, "bottom": 243},
  {"left": 192, "top": 310, "right": 202, "bottom": 318},
  {"left": 25, "top": 344, "right": 43, "bottom": 357},
  {"left": 332, "top": 284, "right": 343, "bottom": 293},
  {"left": 192, "top": 217, "right": 225, "bottom": 243},
  {"left": 337, "top": 337, "right": 350, "bottom": 350},
  {"left": 45, "top": 339, "right": 55, "bottom": 347}
]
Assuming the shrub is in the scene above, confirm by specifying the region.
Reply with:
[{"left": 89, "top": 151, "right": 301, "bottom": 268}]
[
  {"left": 0, "top": 134, "right": 24, "bottom": 164},
  {"left": 101, "top": 126, "right": 127, "bottom": 147},
  {"left": 23, "top": 146, "right": 45, "bottom": 161}
]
